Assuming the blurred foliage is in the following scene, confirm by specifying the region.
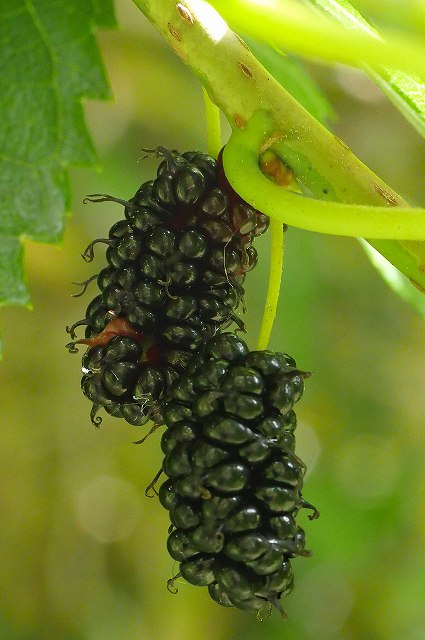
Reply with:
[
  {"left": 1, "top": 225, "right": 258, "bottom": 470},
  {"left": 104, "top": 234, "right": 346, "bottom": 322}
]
[{"left": 0, "top": 1, "right": 424, "bottom": 639}]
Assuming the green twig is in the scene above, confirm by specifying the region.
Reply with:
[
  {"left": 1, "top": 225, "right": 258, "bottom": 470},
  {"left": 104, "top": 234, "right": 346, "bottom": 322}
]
[
  {"left": 131, "top": 0, "right": 425, "bottom": 291},
  {"left": 131, "top": 0, "right": 402, "bottom": 207}
]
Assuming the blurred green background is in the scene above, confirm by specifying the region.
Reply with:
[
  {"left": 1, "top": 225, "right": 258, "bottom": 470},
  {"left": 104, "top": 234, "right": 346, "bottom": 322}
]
[{"left": 1, "top": 2, "right": 425, "bottom": 639}]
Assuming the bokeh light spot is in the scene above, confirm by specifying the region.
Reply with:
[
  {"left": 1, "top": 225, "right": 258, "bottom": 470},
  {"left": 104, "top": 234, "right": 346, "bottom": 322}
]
[
  {"left": 75, "top": 475, "right": 143, "bottom": 543},
  {"left": 297, "top": 420, "right": 321, "bottom": 478},
  {"left": 293, "top": 564, "right": 354, "bottom": 635},
  {"left": 334, "top": 433, "right": 401, "bottom": 506}
]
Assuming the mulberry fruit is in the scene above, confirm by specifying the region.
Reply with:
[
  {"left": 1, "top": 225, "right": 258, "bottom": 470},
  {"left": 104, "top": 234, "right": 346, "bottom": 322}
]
[
  {"left": 158, "top": 333, "right": 319, "bottom": 616},
  {"left": 66, "top": 148, "right": 269, "bottom": 428}
]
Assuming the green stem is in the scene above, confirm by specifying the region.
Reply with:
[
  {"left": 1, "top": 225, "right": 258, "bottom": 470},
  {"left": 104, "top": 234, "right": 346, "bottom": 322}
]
[
  {"left": 366, "top": 239, "right": 425, "bottom": 293},
  {"left": 202, "top": 87, "right": 222, "bottom": 158},
  {"left": 256, "top": 218, "right": 285, "bottom": 350},
  {"left": 131, "top": 0, "right": 425, "bottom": 290},
  {"left": 210, "top": 0, "right": 425, "bottom": 78},
  {"left": 131, "top": 0, "right": 402, "bottom": 207},
  {"left": 223, "top": 111, "right": 425, "bottom": 240}
]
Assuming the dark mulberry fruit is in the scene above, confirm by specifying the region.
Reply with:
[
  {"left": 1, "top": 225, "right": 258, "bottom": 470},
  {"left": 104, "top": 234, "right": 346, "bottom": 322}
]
[
  {"left": 159, "top": 333, "right": 318, "bottom": 616},
  {"left": 67, "top": 148, "right": 269, "bottom": 428}
]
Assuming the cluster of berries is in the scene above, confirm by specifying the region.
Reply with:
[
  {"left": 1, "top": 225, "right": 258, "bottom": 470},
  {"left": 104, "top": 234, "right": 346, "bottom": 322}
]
[{"left": 67, "top": 148, "right": 317, "bottom": 618}]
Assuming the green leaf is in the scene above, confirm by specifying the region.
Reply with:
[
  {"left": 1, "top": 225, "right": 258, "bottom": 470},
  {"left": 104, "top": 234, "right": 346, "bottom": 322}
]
[
  {"left": 0, "top": 237, "right": 30, "bottom": 307},
  {"left": 306, "top": 0, "right": 425, "bottom": 139},
  {"left": 370, "top": 69, "right": 425, "bottom": 139},
  {"left": 243, "top": 36, "right": 335, "bottom": 126},
  {"left": 301, "top": 0, "right": 425, "bottom": 310},
  {"left": 0, "top": 0, "right": 115, "bottom": 353},
  {"left": 360, "top": 240, "right": 425, "bottom": 318},
  {"left": 341, "top": 0, "right": 425, "bottom": 34}
]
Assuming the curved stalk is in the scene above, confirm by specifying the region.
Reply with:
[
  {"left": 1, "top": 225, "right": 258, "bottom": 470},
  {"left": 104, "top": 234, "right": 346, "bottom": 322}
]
[{"left": 223, "top": 111, "right": 425, "bottom": 240}]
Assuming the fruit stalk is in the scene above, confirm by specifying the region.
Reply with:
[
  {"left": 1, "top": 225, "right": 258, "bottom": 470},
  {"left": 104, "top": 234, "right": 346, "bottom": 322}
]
[{"left": 256, "top": 217, "right": 285, "bottom": 351}]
